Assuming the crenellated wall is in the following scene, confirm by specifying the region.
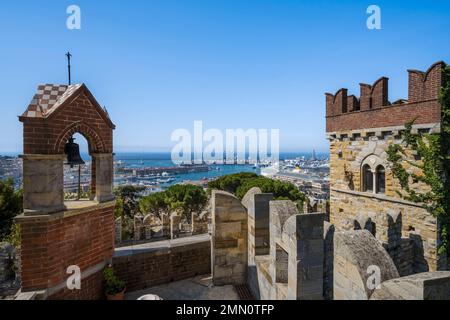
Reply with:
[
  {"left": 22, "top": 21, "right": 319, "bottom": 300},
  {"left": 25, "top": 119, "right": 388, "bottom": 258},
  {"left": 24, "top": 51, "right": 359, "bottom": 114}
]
[
  {"left": 211, "top": 190, "right": 248, "bottom": 286},
  {"left": 326, "top": 61, "right": 448, "bottom": 277},
  {"left": 326, "top": 62, "right": 444, "bottom": 133}
]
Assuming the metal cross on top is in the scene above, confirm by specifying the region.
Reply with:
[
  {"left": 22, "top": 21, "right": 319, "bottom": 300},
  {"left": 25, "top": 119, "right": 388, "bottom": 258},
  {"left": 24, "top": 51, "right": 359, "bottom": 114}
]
[{"left": 66, "top": 51, "right": 72, "bottom": 85}]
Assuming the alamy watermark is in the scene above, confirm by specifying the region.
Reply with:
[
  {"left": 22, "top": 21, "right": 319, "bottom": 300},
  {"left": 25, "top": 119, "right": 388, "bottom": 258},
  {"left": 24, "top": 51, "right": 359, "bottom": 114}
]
[
  {"left": 171, "top": 121, "right": 280, "bottom": 168},
  {"left": 367, "top": 5, "right": 382, "bottom": 30},
  {"left": 366, "top": 265, "right": 382, "bottom": 290},
  {"left": 66, "top": 5, "right": 81, "bottom": 30},
  {"left": 66, "top": 265, "right": 81, "bottom": 290}
]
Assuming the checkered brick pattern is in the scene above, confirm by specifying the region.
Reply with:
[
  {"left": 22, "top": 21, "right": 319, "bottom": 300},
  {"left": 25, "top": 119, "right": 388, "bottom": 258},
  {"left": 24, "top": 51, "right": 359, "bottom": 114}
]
[{"left": 22, "top": 84, "right": 82, "bottom": 118}]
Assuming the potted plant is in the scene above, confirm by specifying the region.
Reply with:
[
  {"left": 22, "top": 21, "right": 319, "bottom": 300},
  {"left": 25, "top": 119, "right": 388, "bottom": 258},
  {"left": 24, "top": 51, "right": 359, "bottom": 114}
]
[{"left": 103, "top": 265, "right": 126, "bottom": 300}]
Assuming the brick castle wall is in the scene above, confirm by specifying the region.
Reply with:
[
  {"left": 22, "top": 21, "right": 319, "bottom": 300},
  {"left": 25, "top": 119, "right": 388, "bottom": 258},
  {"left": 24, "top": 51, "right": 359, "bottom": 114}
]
[
  {"left": 48, "top": 271, "right": 104, "bottom": 300},
  {"left": 112, "top": 240, "right": 211, "bottom": 292},
  {"left": 326, "top": 61, "right": 444, "bottom": 133},
  {"left": 326, "top": 61, "right": 448, "bottom": 275}
]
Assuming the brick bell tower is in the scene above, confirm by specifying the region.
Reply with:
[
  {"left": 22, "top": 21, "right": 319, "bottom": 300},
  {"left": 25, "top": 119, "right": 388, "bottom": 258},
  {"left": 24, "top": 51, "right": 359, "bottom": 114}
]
[{"left": 16, "top": 83, "right": 116, "bottom": 299}]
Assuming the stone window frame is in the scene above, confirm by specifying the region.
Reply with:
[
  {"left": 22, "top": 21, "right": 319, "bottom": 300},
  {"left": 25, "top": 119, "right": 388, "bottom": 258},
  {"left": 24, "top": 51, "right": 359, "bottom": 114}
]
[
  {"left": 376, "top": 165, "right": 386, "bottom": 194},
  {"left": 362, "top": 164, "right": 373, "bottom": 192},
  {"left": 361, "top": 155, "right": 387, "bottom": 195}
]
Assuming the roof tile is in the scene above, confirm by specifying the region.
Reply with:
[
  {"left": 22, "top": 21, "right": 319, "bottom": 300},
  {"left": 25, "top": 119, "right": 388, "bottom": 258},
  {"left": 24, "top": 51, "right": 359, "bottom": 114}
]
[{"left": 22, "top": 84, "right": 82, "bottom": 118}]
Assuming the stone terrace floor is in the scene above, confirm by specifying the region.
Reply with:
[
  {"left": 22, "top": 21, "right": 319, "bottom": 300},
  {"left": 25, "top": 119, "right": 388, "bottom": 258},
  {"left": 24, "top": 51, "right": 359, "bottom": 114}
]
[
  {"left": 117, "top": 234, "right": 241, "bottom": 300},
  {"left": 124, "top": 275, "right": 240, "bottom": 300}
]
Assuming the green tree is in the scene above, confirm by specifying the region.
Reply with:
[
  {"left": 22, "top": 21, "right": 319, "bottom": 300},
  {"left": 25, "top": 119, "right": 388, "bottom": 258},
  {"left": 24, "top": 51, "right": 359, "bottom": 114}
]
[
  {"left": 140, "top": 184, "right": 208, "bottom": 223},
  {"left": 208, "top": 173, "right": 306, "bottom": 211},
  {"left": 139, "top": 191, "right": 169, "bottom": 219},
  {"left": 0, "top": 178, "right": 23, "bottom": 240},
  {"left": 165, "top": 184, "right": 208, "bottom": 223},
  {"left": 207, "top": 172, "right": 258, "bottom": 194},
  {"left": 113, "top": 185, "right": 145, "bottom": 218}
]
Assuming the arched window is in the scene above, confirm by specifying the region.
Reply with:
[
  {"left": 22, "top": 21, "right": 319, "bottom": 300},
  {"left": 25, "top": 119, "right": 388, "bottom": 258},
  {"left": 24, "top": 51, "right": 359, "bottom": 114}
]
[
  {"left": 63, "top": 133, "right": 92, "bottom": 201},
  {"left": 376, "top": 165, "right": 385, "bottom": 194},
  {"left": 362, "top": 164, "right": 373, "bottom": 192}
]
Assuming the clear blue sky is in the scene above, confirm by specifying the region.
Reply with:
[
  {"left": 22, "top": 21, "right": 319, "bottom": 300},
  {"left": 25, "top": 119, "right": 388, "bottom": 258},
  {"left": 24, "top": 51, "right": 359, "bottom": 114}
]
[{"left": 1, "top": 0, "right": 449, "bottom": 153}]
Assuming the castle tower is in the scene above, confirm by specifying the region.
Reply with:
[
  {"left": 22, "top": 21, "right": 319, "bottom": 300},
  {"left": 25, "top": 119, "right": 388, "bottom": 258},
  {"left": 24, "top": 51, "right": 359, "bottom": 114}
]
[
  {"left": 15, "top": 84, "right": 116, "bottom": 299},
  {"left": 325, "top": 62, "right": 447, "bottom": 275}
]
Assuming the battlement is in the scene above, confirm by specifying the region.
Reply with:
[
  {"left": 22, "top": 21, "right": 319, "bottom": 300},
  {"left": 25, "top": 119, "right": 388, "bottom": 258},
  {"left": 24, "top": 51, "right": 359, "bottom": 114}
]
[{"left": 326, "top": 61, "right": 445, "bottom": 133}]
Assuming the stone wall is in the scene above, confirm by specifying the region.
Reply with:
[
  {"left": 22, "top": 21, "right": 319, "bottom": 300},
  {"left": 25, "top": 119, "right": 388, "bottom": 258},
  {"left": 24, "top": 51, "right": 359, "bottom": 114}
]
[
  {"left": 253, "top": 256, "right": 273, "bottom": 300},
  {"left": 330, "top": 189, "right": 441, "bottom": 273},
  {"left": 326, "top": 61, "right": 447, "bottom": 277},
  {"left": 268, "top": 201, "right": 324, "bottom": 300},
  {"left": 370, "top": 271, "right": 450, "bottom": 300},
  {"left": 112, "top": 238, "right": 211, "bottom": 292},
  {"left": 328, "top": 135, "right": 445, "bottom": 273},
  {"left": 333, "top": 230, "right": 399, "bottom": 300},
  {"left": 211, "top": 190, "right": 248, "bottom": 286},
  {"left": 211, "top": 188, "right": 326, "bottom": 300},
  {"left": 242, "top": 187, "right": 273, "bottom": 299}
]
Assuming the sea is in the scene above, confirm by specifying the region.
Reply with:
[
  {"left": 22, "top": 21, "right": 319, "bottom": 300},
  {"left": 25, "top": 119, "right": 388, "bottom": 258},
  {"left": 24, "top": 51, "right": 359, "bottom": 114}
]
[
  {"left": 1, "top": 151, "right": 329, "bottom": 188},
  {"left": 111, "top": 151, "right": 329, "bottom": 186}
]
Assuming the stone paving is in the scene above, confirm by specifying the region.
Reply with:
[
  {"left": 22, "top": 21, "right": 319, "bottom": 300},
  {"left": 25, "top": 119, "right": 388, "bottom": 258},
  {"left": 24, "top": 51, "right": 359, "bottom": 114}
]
[{"left": 125, "top": 275, "right": 239, "bottom": 300}]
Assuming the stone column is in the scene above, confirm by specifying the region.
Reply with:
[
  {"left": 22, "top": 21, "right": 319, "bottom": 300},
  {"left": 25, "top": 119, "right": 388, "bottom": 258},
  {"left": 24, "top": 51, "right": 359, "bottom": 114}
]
[
  {"left": 22, "top": 154, "right": 65, "bottom": 215},
  {"left": 91, "top": 153, "right": 114, "bottom": 203},
  {"left": 90, "top": 157, "right": 97, "bottom": 200},
  {"left": 372, "top": 169, "right": 377, "bottom": 194}
]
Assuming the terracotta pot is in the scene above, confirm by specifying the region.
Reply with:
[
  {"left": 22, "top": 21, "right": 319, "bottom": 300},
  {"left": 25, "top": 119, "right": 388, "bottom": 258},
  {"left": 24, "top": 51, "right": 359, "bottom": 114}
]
[{"left": 106, "top": 288, "right": 126, "bottom": 300}]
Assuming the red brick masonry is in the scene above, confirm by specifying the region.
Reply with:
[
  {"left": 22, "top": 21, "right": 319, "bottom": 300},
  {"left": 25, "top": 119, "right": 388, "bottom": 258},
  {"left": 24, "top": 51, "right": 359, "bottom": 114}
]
[
  {"left": 20, "top": 85, "right": 115, "bottom": 155},
  {"left": 112, "top": 238, "right": 211, "bottom": 292},
  {"left": 326, "top": 61, "right": 444, "bottom": 133},
  {"left": 48, "top": 271, "right": 105, "bottom": 300},
  {"left": 17, "top": 83, "right": 116, "bottom": 300},
  {"left": 17, "top": 203, "right": 115, "bottom": 298}
]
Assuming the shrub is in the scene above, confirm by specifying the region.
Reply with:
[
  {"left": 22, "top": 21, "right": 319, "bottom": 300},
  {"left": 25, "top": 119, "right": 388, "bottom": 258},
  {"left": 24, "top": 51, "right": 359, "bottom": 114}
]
[{"left": 103, "top": 265, "right": 125, "bottom": 295}]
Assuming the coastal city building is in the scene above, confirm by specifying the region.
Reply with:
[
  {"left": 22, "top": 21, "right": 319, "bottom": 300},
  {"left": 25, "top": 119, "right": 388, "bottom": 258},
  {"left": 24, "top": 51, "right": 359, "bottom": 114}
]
[{"left": 0, "top": 156, "right": 22, "bottom": 188}]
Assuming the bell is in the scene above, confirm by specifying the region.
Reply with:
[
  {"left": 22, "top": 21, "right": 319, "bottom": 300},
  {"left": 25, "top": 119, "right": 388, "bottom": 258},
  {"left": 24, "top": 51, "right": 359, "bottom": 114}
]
[{"left": 64, "top": 137, "right": 85, "bottom": 168}]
